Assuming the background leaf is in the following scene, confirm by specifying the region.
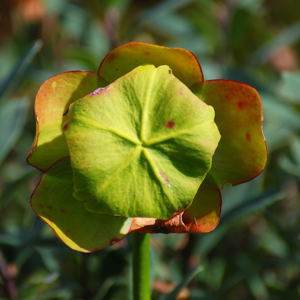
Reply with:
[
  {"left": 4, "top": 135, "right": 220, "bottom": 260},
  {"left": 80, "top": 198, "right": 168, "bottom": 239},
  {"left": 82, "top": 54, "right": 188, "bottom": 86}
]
[
  {"left": 0, "top": 41, "right": 42, "bottom": 99},
  {"left": 0, "top": 99, "right": 28, "bottom": 165},
  {"left": 1, "top": 0, "right": 300, "bottom": 299},
  {"left": 278, "top": 71, "right": 300, "bottom": 103}
]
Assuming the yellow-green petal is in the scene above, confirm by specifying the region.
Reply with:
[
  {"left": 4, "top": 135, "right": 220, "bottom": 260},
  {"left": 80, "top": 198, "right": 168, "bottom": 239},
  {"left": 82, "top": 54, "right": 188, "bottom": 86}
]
[
  {"left": 64, "top": 65, "right": 220, "bottom": 219},
  {"left": 31, "top": 159, "right": 131, "bottom": 253}
]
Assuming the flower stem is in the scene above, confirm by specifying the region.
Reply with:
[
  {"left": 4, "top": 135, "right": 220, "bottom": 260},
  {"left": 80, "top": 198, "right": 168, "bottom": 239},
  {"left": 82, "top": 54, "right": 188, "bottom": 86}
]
[{"left": 132, "top": 232, "right": 151, "bottom": 300}]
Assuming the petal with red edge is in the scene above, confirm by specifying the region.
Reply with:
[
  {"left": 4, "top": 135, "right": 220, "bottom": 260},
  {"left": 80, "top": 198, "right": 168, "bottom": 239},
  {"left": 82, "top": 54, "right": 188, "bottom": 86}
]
[
  {"left": 27, "top": 71, "right": 102, "bottom": 171},
  {"left": 31, "top": 158, "right": 131, "bottom": 253},
  {"left": 130, "top": 184, "right": 221, "bottom": 233},
  {"left": 98, "top": 42, "right": 203, "bottom": 87},
  {"left": 194, "top": 80, "right": 267, "bottom": 187}
]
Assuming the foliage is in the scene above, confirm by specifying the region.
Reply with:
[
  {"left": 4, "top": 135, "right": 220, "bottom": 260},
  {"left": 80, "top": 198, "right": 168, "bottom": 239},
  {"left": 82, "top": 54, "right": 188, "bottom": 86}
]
[{"left": 0, "top": 0, "right": 300, "bottom": 299}]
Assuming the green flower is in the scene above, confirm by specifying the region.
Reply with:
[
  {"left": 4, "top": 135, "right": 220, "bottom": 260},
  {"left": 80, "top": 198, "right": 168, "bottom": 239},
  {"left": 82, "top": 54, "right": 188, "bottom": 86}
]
[{"left": 27, "top": 42, "right": 267, "bottom": 253}]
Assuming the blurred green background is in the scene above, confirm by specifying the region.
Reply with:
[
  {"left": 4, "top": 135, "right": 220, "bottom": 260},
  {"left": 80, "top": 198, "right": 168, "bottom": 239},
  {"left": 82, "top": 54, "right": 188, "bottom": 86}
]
[{"left": 0, "top": 0, "right": 300, "bottom": 299}]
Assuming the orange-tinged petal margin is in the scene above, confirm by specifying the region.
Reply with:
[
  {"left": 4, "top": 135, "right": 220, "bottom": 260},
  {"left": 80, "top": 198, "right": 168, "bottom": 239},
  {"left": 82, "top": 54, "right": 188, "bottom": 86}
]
[
  {"left": 130, "top": 184, "right": 221, "bottom": 233},
  {"left": 27, "top": 71, "right": 102, "bottom": 171},
  {"left": 98, "top": 41, "right": 204, "bottom": 87},
  {"left": 193, "top": 80, "right": 268, "bottom": 188}
]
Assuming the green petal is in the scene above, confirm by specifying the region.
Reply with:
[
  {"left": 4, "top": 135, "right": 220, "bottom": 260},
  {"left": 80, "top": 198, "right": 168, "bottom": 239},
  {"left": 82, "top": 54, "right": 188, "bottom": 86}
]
[
  {"left": 195, "top": 80, "right": 267, "bottom": 187},
  {"left": 31, "top": 159, "right": 131, "bottom": 253},
  {"left": 130, "top": 183, "right": 221, "bottom": 233},
  {"left": 64, "top": 65, "right": 220, "bottom": 219},
  {"left": 98, "top": 42, "right": 203, "bottom": 87},
  {"left": 27, "top": 71, "right": 101, "bottom": 171}
]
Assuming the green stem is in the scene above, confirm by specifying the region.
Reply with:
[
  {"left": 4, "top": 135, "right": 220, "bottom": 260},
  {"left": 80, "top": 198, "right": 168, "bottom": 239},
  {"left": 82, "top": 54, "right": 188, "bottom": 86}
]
[{"left": 132, "top": 233, "right": 151, "bottom": 300}]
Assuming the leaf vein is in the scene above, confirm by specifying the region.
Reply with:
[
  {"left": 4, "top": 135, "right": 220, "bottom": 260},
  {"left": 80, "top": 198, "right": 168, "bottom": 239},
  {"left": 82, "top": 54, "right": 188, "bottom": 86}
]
[
  {"left": 140, "top": 68, "right": 157, "bottom": 141},
  {"left": 144, "top": 122, "right": 212, "bottom": 146},
  {"left": 72, "top": 116, "right": 140, "bottom": 145},
  {"left": 97, "top": 146, "right": 142, "bottom": 193},
  {"left": 142, "top": 148, "right": 176, "bottom": 210}
]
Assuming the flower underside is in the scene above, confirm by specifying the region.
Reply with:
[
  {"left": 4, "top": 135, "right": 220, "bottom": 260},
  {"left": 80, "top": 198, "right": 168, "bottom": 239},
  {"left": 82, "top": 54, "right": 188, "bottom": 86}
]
[
  {"left": 28, "top": 42, "right": 267, "bottom": 252},
  {"left": 63, "top": 65, "right": 220, "bottom": 219}
]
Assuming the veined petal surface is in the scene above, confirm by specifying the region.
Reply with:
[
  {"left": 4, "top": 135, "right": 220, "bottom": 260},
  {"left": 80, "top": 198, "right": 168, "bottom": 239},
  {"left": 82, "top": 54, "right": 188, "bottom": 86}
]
[{"left": 64, "top": 65, "right": 220, "bottom": 219}]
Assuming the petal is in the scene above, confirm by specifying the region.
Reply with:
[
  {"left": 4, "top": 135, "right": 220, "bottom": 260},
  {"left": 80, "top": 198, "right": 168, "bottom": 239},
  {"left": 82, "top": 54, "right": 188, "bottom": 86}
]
[
  {"left": 31, "top": 159, "right": 131, "bottom": 253},
  {"left": 98, "top": 41, "right": 203, "bottom": 87},
  {"left": 194, "top": 80, "right": 267, "bottom": 187},
  {"left": 27, "top": 71, "right": 101, "bottom": 171},
  {"left": 64, "top": 65, "right": 220, "bottom": 219},
  {"left": 130, "top": 184, "right": 221, "bottom": 233}
]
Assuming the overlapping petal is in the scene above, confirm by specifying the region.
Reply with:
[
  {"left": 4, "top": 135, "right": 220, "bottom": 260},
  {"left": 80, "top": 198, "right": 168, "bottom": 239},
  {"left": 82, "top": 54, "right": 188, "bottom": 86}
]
[
  {"left": 194, "top": 80, "right": 267, "bottom": 187},
  {"left": 130, "top": 184, "right": 221, "bottom": 233},
  {"left": 98, "top": 42, "right": 204, "bottom": 87},
  {"left": 27, "top": 71, "right": 102, "bottom": 170},
  {"left": 31, "top": 158, "right": 131, "bottom": 253}
]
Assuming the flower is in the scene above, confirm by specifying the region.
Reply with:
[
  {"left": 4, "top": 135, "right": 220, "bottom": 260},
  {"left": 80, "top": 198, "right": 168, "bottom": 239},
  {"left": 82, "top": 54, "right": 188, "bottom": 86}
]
[{"left": 27, "top": 42, "right": 267, "bottom": 253}]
